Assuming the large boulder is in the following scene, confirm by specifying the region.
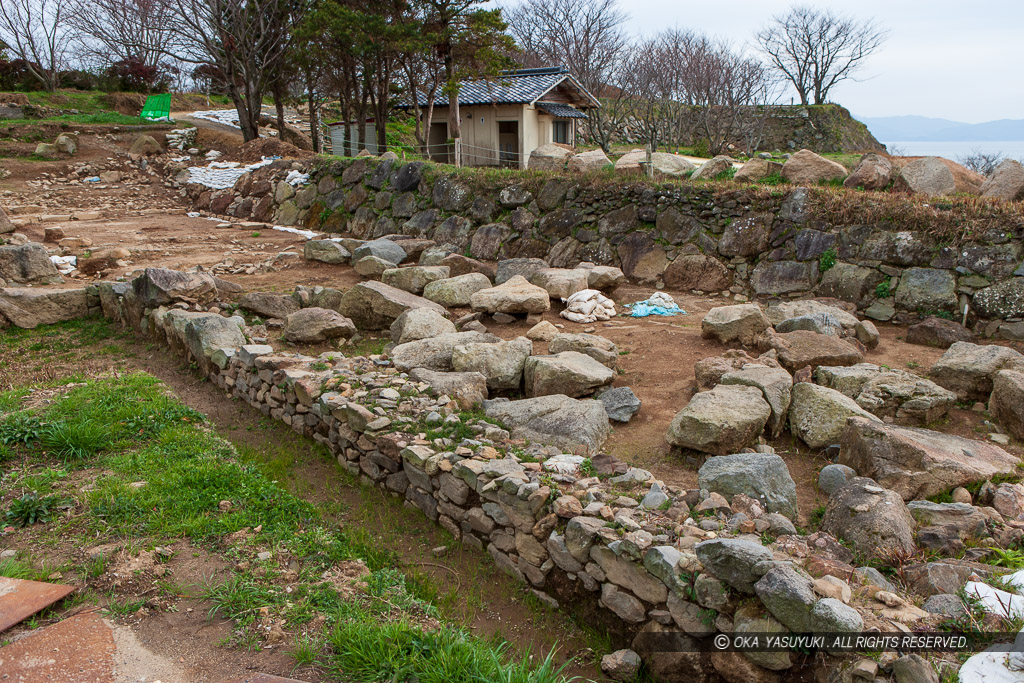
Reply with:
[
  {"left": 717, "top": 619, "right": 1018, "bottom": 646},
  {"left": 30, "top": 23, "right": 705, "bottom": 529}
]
[
  {"left": 906, "top": 317, "right": 972, "bottom": 349},
  {"left": 422, "top": 273, "right": 492, "bottom": 307},
  {"left": 838, "top": 417, "right": 1020, "bottom": 500},
  {"left": 972, "top": 279, "right": 1024, "bottom": 320},
  {"left": 578, "top": 264, "right": 625, "bottom": 292},
  {"left": 495, "top": 258, "right": 549, "bottom": 284},
  {"left": 548, "top": 332, "right": 618, "bottom": 367},
  {"left": 389, "top": 307, "right": 456, "bottom": 344},
  {"left": 816, "top": 263, "right": 885, "bottom": 308},
  {"left": 524, "top": 351, "right": 614, "bottom": 398},
  {"left": 980, "top": 159, "right": 1024, "bottom": 200},
  {"left": 781, "top": 149, "right": 847, "bottom": 185},
  {"left": 698, "top": 453, "right": 798, "bottom": 519},
  {"left": 351, "top": 238, "right": 407, "bottom": 265},
  {"left": 381, "top": 265, "right": 450, "bottom": 295},
  {"left": 409, "top": 367, "right": 488, "bottom": 409},
  {"left": 775, "top": 312, "right": 844, "bottom": 337},
  {"left": 613, "top": 149, "right": 646, "bottom": 173},
  {"left": 129, "top": 134, "right": 161, "bottom": 155},
  {"left": 391, "top": 331, "right": 499, "bottom": 372},
  {"left": 237, "top": 292, "right": 300, "bottom": 320},
  {"left": 338, "top": 281, "right": 447, "bottom": 330},
  {"left": 0, "top": 242, "right": 62, "bottom": 285},
  {"left": 184, "top": 314, "right": 246, "bottom": 370},
  {"left": 691, "top": 155, "right": 735, "bottom": 181},
  {"left": 663, "top": 254, "right": 732, "bottom": 292},
  {"left": 733, "top": 158, "right": 781, "bottom": 182},
  {"left": 765, "top": 300, "right": 858, "bottom": 330},
  {"left": 451, "top": 337, "right": 533, "bottom": 390},
  {"left": 666, "top": 385, "right": 771, "bottom": 456},
  {"left": 470, "top": 275, "right": 551, "bottom": 315},
  {"left": 568, "top": 149, "right": 611, "bottom": 173},
  {"left": 529, "top": 268, "right": 589, "bottom": 299},
  {"left": 484, "top": 394, "right": 610, "bottom": 454},
  {"left": 895, "top": 157, "right": 956, "bottom": 196},
  {"left": 132, "top": 267, "right": 238, "bottom": 307},
  {"left": 894, "top": 267, "right": 958, "bottom": 314},
  {"left": 842, "top": 153, "right": 893, "bottom": 190},
  {"left": 749, "top": 260, "right": 814, "bottom": 295},
  {"left": 528, "top": 144, "right": 573, "bottom": 171},
  {"left": 54, "top": 133, "right": 77, "bottom": 155},
  {"left": 788, "top": 382, "right": 880, "bottom": 449},
  {"left": 304, "top": 240, "right": 350, "bottom": 264},
  {"left": 701, "top": 304, "right": 771, "bottom": 346},
  {"left": 854, "top": 370, "right": 956, "bottom": 425},
  {"left": 929, "top": 341, "right": 1024, "bottom": 400},
  {"left": 651, "top": 152, "right": 696, "bottom": 177},
  {"left": 991, "top": 370, "right": 1024, "bottom": 440},
  {"left": 720, "top": 364, "right": 793, "bottom": 437},
  {"left": 283, "top": 308, "right": 356, "bottom": 343},
  {"left": 0, "top": 287, "right": 89, "bottom": 328},
  {"left": 821, "top": 477, "right": 916, "bottom": 560},
  {"left": 762, "top": 330, "right": 863, "bottom": 372}
]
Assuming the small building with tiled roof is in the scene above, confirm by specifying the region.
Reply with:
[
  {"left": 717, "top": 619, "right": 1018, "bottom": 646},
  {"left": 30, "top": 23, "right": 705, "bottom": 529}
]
[{"left": 412, "top": 66, "right": 599, "bottom": 169}]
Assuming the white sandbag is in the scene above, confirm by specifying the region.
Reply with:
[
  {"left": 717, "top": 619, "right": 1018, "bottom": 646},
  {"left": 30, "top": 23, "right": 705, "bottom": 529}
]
[{"left": 560, "top": 288, "right": 616, "bottom": 324}]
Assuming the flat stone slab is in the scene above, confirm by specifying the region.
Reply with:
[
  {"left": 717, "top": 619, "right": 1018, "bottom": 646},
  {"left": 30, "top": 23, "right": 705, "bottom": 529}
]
[
  {"left": 0, "top": 611, "right": 115, "bottom": 681},
  {"left": 0, "top": 576, "right": 75, "bottom": 632}
]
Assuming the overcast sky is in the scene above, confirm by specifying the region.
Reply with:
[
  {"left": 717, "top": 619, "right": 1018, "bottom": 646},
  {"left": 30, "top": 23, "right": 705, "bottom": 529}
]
[{"left": 499, "top": 0, "right": 1020, "bottom": 124}]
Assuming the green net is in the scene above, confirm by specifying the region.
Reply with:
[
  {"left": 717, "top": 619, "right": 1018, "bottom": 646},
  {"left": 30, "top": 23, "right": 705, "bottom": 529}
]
[{"left": 140, "top": 94, "right": 172, "bottom": 122}]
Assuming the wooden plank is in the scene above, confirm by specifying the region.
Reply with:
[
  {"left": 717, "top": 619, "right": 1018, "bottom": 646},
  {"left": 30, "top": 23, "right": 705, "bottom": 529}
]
[{"left": 0, "top": 576, "right": 76, "bottom": 633}]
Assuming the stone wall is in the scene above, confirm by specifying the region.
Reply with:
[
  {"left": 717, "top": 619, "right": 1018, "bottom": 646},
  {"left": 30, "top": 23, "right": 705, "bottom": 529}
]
[
  {"left": 186, "top": 157, "right": 1024, "bottom": 338},
  {"left": 89, "top": 268, "right": 894, "bottom": 681}
]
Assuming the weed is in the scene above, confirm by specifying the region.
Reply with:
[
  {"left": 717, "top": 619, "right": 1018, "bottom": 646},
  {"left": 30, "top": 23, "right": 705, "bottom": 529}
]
[
  {"left": 818, "top": 247, "right": 837, "bottom": 273},
  {"left": 0, "top": 413, "right": 44, "bottom": 445},
  {"left": 875, "top": 279, "right": 892, "bottom": 299},
  {"left": 5, "top": 492, "right": 63, "bottom": 527}
]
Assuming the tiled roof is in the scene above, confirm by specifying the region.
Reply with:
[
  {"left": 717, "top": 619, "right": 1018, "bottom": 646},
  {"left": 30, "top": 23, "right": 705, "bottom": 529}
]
[
  {"left": 414, "top": 67, "right": 598, "bottom": 109},
  {"left": 537, "top": 102, "right": 589, "bottom": 119}
]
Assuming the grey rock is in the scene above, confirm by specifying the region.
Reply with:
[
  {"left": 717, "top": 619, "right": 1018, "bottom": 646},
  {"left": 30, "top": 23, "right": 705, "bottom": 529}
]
[
  {"left": 422, "top": 273, "right": 492, "bottom": 307},
  {"left": 485, "top": 394, "right": 610, "bottom": 454},
  {"left": 838, "top": 417, "right": 1019, "bottom": 500},
  {"left": 821, "top": 477, "right": 916, "bottom": 560},
  {"left": 666, "top": 385, "right": 771, "bottom": 456},
  {"left": 382, "top": 265, "right": 450, "bottom": 295},
  {"left": 894, "top": 267, "right": 957, "bottom": 314},
  {"left": 452, "top": 336, "right": 533, "bottom": 390},
  {"left": 701, "top": 304, "right": 771, "bottom": 346},
  {"left": 754, "top": 564, "right": 816, "bottom": 633},
  {"left": 338, "top": 281, "right": 447, "bottom": 330},
  {"left": 390, "top": 307, "right": 457, "bottom": 345},
  {"left": 351, "top": 238, "right": 407, "bottom": 265},
  {"left": 524, "top": 351, "right": 614, "bottom": 398},
  {"left": 304, "top": 239, "right": 350, "bottom": 264},
  {"left": 810, "top": 597, "right": 863, "bottom": 632},
  {"left": 720, "top": 364, "right": 793, "bottom": 437},
  {"left": 698, "top": 454, "right": 798, "bottom": 520},
  {"left": 930, "top": 341, "right": 1024, "bottom": 401},
  {"left": 599, "top": 387, "right": 641, "bottom": 423},
  {"left": 238, "top": 292, "right": 300, "bottom": 320},
  {"left": 283, "top": 308, "right": 356, "bottom": 343},
  {"left": 391, "top": 331, "right": 499, "bottom": 372},
  {"left": 788, "top": 382, "right": 880, "bottom": 449},
  {"left": 694, "top": 539, "right": 773, "bottom": 593},
  {"left": 0, "top": 243, "right": 61, "bottom": 285},
  {"left": 817, "top": 464, "right": 857, "bottom": 497}
]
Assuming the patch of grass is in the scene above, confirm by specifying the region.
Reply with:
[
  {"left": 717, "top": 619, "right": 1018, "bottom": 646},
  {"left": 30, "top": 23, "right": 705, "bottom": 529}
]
[
  {"left": 40, "top": 420, "right": 110, "bottom": 461},
  {"left": 326, "top": 619, "right": 577, "bottom": 683},
  {"left": 875, "top": 278, "right": 892, "bottom": 299}
]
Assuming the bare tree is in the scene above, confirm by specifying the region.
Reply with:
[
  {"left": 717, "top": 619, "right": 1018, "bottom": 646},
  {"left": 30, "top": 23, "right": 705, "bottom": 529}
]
[
  {"left": 957, "top": 149, "right": 1005, "bottom": 177},
  {"left": 503, "top": 0, "right": 627, "bottom": 153},
  {"left": 681, "top": 34, "right": 779, "bottom": 156},
  {"left": 0, "top": 0, "right": 74, "bottom": 91},
  {"left": 158, "top": 0, "right": 306, "bottom": 142},
  {"left": 756, "top": 5, "right": 886, "bottom": 105},
  {"left": 67, "top": 0, "right": 174, "bottom": 71}
]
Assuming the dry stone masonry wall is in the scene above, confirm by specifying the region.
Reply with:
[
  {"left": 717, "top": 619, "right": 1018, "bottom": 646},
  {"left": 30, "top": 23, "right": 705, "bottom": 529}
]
[{"left": 186, "top": 157, "right": 1024, "bottom": 341}]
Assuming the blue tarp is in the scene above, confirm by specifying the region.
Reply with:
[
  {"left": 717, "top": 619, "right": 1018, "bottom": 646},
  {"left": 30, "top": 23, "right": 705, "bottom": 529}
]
[{"left": 626, "top": 299, "right": 686, "bottom": 318}]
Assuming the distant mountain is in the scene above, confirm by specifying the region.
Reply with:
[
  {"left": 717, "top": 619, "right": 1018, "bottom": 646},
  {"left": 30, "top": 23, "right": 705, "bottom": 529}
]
[{"left": 857, "top": 114, "right": 1024, "bottom": 142}]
